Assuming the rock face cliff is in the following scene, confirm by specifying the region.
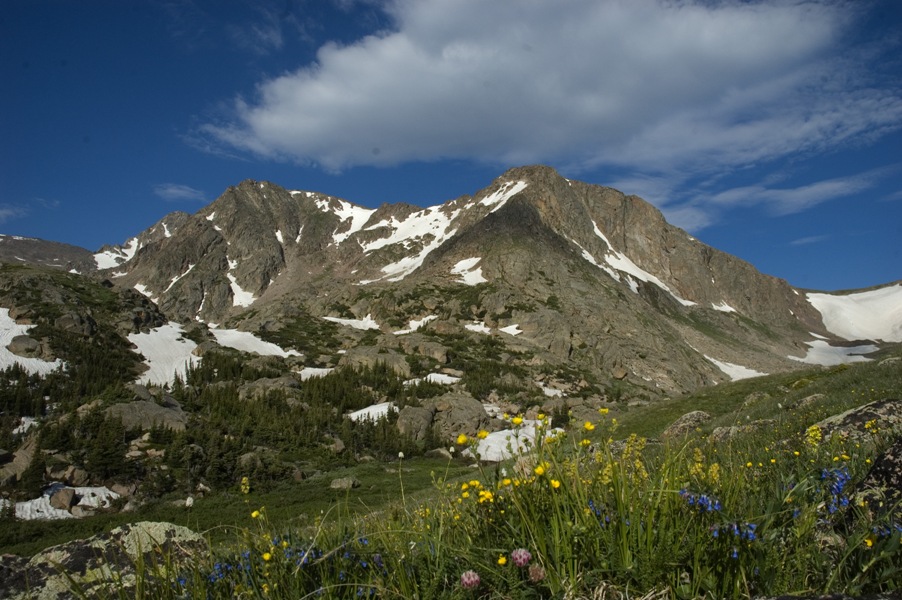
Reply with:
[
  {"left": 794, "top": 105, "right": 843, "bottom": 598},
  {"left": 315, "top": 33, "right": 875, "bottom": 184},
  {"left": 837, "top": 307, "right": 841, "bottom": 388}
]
[{"left": 62, "top": 164, "right": 842, "bottom": 398}]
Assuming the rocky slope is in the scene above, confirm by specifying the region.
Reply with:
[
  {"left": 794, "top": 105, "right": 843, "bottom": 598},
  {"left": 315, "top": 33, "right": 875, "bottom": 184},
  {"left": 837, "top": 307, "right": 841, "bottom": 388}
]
[{"left": 77, "top": 165, "right": 848, "bottom": 398}]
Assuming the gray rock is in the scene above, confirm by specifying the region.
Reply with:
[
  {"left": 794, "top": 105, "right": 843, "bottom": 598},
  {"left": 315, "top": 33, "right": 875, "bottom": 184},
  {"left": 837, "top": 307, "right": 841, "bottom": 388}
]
[
  {"left": 106, "top": 399, "right": 187, "bottom": 432},
  {"left": 397, "top": 405, "right": 437, "bottom": 441},
  {"left": 62, "top": 465, "right": 89, "bottom": 487},
  {"left": 814, "top": 398, "right": 902, "bottom": 441},
  {"left": 857, "top": 435, "right": 902, "bottom": 517},
  {"left": 49, "top": 488, "right": 76, "bottom": 511},
  {"left": 338, "top": 347, "right": 411, "bottom": 378},
  {"left": 6, "top": 335, "right": 42, "bottom": 358},
  {"left": 330, "top": 477, "right": 360, "bottom": 490},
  {"left": 238, "top": 376, "right": 300, "bottom": 402},
  {"left": 661, "top": 410, "right": 711, "bottom": 440},
  {"left": 0, "top": 521, "right": 207, "bottom": 600},
  {"left": 69, "top": 505, "right": 95, "bottom": 518},
  {"left": 0, "top": 434, "right": 38, "bottom": 486},
  {"left": 427, "top": 393, "right": 492, "bottom": 441}
]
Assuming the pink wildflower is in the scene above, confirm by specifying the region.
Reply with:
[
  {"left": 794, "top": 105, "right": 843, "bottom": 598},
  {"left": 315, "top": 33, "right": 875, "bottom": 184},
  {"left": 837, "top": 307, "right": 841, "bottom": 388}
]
[
  {"left": 460, "top": 570, "right": 481, "bottom": 590},
  {"left": 511, "top": 548, "right": 532, "bottom": 567}
]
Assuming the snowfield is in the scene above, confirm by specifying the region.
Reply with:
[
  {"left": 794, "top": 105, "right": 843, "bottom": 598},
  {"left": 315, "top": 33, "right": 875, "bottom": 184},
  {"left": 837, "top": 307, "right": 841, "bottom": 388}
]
[
  {"left": 0, "top": 484, "right": 119, "bottom": 521},
  {"left": 323, "top": 314, "right": 380, "bottom": 330},
  {"left": 807, "top": 284, "right": 902, "bottom": 343},
  {"left": 789, "top": 339, "right": 878, "bottom": 366},
  {"left": 451, "top": 257, "right": 488, "bottom": 285},
  {"left": 0, "top": 308, "right": 64, "bottom": 375},
  {"left": 211, "top": 328, "right": 301, "bottom": 358},
  {"left": 128, "top": 323, "right": 201, "bottom": 385},
  {"left": 704, "top": 356, "right": 766, "bottom": 381}
]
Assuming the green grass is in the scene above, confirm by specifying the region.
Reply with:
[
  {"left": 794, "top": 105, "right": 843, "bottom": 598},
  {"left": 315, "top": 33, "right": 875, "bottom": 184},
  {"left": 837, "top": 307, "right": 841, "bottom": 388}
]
[
  {"left": 7, "top": 350, "right": 902, "bottom": 598},
  {"left": 86, "top": 411, "right": 902, "bottom": 599}
]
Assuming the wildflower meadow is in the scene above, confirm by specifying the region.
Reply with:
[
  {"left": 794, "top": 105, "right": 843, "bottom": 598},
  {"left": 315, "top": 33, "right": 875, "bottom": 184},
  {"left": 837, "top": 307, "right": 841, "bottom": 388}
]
[{"left": 113, "top": 406, "right": 900, "bottom": 600}]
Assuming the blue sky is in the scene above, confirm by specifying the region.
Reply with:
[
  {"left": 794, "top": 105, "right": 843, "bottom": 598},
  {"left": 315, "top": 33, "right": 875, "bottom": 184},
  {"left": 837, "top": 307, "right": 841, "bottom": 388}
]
[{"left": 2, "top": 0, "right": 901, "bottom": 292}]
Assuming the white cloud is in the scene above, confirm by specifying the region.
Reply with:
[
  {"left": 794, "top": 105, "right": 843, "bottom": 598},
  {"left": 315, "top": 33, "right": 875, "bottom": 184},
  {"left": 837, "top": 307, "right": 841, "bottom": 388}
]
[
  {"left": 0, "top": 205, "right": 27, "bottom": 224},
  {"left": 200, "top": 0, "right": 901, "bottom": 179},
  {"left": 153, "top": 183, "right": 207, "bottom": 202},
  {"left": 789, "top": 235, "right": 830, "bottom": 247}
]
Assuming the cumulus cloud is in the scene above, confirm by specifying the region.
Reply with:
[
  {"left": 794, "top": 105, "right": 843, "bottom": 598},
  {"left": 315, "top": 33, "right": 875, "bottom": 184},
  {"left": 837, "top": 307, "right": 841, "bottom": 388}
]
[
  {"left": 199, "top": 0, "right": 901, "bottom": 179},
  {"left": 154, "top": 183, "right": 207, "bottom": 202}
]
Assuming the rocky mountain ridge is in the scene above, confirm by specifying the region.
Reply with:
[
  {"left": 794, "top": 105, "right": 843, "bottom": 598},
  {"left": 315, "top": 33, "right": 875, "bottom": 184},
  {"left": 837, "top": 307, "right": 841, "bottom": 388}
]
[{"left": 3, "top": 165, "right": 898, "bottom": 400}]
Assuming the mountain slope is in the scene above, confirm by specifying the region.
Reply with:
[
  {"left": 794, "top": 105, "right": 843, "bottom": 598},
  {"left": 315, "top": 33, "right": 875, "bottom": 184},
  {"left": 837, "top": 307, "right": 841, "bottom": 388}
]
[{"left": 70, "top": 164, "right": 886, "bottom": 399}]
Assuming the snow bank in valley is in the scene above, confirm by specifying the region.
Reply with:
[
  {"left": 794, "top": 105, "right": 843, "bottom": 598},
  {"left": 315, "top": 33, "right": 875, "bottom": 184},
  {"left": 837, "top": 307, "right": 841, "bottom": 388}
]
[
  {"left": 789, "top": 339, "right": 878, "bottom": 366},
  {"left": 128, "top": 323, "right": 200, "bottom": 385},
  {"left": 347, "top": 401, "right": 395, "bottom": 422},
  {"left": 296, "top": 367, "right": 334, "bottom": 380},
  {"left": 323, "top": 314, "right": 380, "bottom": 330},
  {"left": 0, "top": 484, "right": 119, "bottom": 521},
  {"left": 211, "top": 328, "right": 301, "bottom": 357},
  {"left": 0, "top": 308, "right": 64, "bottom": 375},
  {"left": 704, "top": 356, "right": 766, "bottom": 381},
  {"left": 807, "top": 284, "right": 902, "bottom": 343}
]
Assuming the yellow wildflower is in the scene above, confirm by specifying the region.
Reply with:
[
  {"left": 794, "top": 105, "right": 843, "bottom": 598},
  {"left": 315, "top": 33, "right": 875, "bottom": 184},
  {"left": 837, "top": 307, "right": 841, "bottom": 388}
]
[
  {"left": 598, "top": 407, "right": 609, "bottom": 415},
  {"left": 262, "top": 552, "right": 272, "bottom": 561},
  {"left": 550, "top": 479, "right": 561, "bottom": 489},
  {"left": 512, "top": 416, "right": 524, "bottom": 426},
  {"left": 251, "top": 510, "right": 261, "bottom": 519},
  {"left": 477, "top": 430, "right": 489, "bottom": 439},
  {"left": 498, "top": 554, "right": 507, "bottom": 565},
  {"left": 456, "top": 433, "right": 468, "bottom": 445},
  {"left": 583, "top": 421, "right": 595, "bottom": 432}
]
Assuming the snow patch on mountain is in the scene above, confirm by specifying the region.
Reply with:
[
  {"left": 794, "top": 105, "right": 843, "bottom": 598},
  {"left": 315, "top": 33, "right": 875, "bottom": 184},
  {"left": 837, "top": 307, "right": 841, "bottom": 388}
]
[
  {"left": 94, "top": 237, "right": 140, "bottom": 269},
  {"left": 479, "top": 180, "right": 528, "bottom": 212},
  {"left": 499, "top": 324, "right": 522, "bottom": 336},
  {"left": 393, "top": 315, "right": 438, "bottom": 335},
  {"left": 711, "top": 301, "right": 737, "bottom": 313},
  {"left": 227, "top": 259, "right": 256, "bottom": 307},
  {"left": 323, "top": 314, "right": 380, "bottom": 330},
  {"left": 807, "top": 284, "right": 902, "bottom": 342},
  {"left": 590, "top": 222, "right": 696, "bottom": 307},
  {"left": 0, "top": 308, "right": 64, "bottom": 375},
  {"left": 329, "top": 201, "right": 376, "bottom": 245},
  {"left": 347, "top": 401, "right": 395, "bottom": 422},
  {"left": 405, "top": 373, "right": 461, "bottom": 386},
  {"left": 466, "top": 322, "right": 492, "bottom": 334},
  {"left": 704, "top": 356, "right": 766, "bottom": 381},
  {"left": 359, "top": 205, "right": 462, "bottom": 283},
  {"left": 128, "top": 323, "right": 200, "bottom": 385},
  {"left": 210, "top": 328, "right": 301, "bottom": 357},
  {"left": 0, "top": 484, "right": 119, "bottom": 521},
  {"left": 164, "top": 264, "right": 195, "bottom": 292},
  {"left": 296, "top": 367, "right": 334, "bottom": 380},
  {"left": 789, "top": 339, "right": 878, "bottom": 366},
  {"left": 451, "top": 257, "right": 488, "bottom": 285},
  {"left": 133, "top": 283, "right": 158, "bottom": 304}
]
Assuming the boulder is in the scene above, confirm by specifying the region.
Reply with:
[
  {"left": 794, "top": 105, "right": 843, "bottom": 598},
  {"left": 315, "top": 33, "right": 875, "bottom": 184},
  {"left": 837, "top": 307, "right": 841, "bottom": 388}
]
[
  {"left": 0, "top": 521, "right": 207, "bottom": 600},
  {"left": 0, "top": 434, "right": 38, "bottom": 486},
  {"left": 62, "top": 465, "right": 90, "bottom": 487},
  {"left": 6, "top": 335, "right": 42, "bottom": 358},
  {"left": 814, "top": 398, "right": 902, "bottom": 441},
  {"left": 427, "top": 393, "right": 493, "bottom": 441},
  {"left": 330, "top": 477, "right": 360, "bottom": 490},
  {"left": 238, "top": 376, "right": 301, "bottom": 402},
  {"left": 338, "top": 347, "right": 411, "bottom": 378},
  {"left": 396, "top": 406, "right": 437, "bottom": 442},
  {"left": 857, "top": 435, "right": 902, "bottom": 517},
  {"left": 49, "top": 488, "right": 76, "bottom": 511},
  {"left": 661, "top": 411, "right": 711, "bottom": 440},
  {"left": 106, "top": 399, "right": 187, "bottom": 432}
]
